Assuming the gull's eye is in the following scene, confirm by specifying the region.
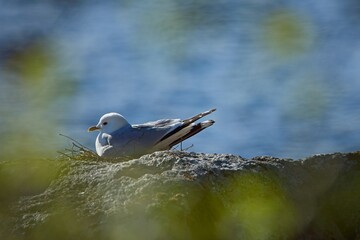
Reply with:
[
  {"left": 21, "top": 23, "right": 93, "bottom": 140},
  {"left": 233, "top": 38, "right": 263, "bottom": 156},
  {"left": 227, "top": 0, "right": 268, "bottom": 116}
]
[{"left": 103, "top": 122, "right": 108, "bottom": 126}]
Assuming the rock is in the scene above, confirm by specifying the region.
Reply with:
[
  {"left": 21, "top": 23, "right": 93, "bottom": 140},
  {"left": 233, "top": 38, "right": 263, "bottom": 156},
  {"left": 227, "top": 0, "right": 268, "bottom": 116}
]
[{"left": 3, "top": 151, "right": 360, "bottom": 239}]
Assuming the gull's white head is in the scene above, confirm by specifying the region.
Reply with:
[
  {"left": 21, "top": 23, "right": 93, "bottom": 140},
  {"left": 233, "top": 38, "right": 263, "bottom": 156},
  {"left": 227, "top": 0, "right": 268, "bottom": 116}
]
[{"left": 88, "top": 112, "right": 130, "bottom": 133}]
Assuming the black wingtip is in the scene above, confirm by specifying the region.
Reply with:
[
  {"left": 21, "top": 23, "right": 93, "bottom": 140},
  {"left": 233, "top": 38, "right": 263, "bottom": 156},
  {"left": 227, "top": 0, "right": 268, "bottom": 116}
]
[
  {"left": 168, "top": 120, "right": 215, "bottom": 148},
  {"left": 157, "top": 109, "right": 216, "bottom": 144}
]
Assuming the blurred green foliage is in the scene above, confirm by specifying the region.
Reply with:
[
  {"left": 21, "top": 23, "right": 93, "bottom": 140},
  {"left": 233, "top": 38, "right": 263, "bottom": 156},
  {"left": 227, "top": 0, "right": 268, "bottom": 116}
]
[
  {"left": 0, "top": 159, "right": 63, "bottom": 240},
  {"left": 1, "top": 40, "right": 77, "bottom": 160},
  {"left": 262, "top": 10, "right": 314, "bottom": 58},
  {"left": 317, "top": 170, "right": 360, "bottom": 239},
  {"left": 5, "top": 42, "right": 51, "bottom": 84},
  {"left": 222, "top": 173, "right": 297, "bottom": 239}
]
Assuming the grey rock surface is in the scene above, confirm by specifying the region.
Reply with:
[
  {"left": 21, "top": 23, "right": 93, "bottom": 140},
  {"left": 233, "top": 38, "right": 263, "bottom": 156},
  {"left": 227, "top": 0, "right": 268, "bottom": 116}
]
[{"left": 5, "top": 151, "right": 360, "bottom": 239}]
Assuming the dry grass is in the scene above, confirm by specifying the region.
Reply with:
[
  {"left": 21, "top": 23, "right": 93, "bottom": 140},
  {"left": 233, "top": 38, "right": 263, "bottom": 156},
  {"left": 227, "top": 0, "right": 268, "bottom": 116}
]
[
  {"left": 57, "top": 134, "right": 135, "bottom": 162},
  {"left": 57, "top": 134, "right": 100, "bottom": 161}
]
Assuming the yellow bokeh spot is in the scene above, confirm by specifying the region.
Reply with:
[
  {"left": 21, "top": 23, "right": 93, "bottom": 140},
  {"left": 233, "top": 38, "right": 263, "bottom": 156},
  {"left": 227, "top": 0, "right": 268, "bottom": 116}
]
[
  {"left": 262, "top": 10, "right": 314, "bottom": 57},
  {"left": 221, "top": 173, "right": 298, "bottom": 239}
]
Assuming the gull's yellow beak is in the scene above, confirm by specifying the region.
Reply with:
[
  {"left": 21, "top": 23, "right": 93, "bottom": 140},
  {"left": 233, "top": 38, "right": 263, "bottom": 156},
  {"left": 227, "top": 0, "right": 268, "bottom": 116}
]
[{"left": 88, "top": 126, "right": 100, "bottom": 132}]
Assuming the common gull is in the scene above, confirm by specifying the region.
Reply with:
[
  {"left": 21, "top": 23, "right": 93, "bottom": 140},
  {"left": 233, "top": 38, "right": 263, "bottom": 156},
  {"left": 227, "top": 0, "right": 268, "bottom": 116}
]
[{"left": 88, "top": 108, "right": 216, "bottom": 158}]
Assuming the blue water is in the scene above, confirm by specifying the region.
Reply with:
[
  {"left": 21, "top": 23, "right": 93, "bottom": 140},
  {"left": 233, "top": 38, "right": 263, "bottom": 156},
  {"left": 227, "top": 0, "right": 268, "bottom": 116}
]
[{"left": 1, "top": 0, "right": 360, "bottom": 159}]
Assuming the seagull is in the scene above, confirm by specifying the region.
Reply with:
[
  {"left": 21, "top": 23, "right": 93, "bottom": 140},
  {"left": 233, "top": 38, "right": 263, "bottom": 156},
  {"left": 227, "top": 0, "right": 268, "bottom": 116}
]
[{"left": 88, "top": 108, "right": 216, "bottom": 158}]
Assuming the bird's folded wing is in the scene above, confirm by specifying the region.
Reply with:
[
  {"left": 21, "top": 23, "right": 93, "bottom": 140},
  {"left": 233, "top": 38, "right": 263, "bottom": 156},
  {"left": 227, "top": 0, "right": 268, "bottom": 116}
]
[{"left": 133, "top": 118, "right": 181, "bottom": 128}]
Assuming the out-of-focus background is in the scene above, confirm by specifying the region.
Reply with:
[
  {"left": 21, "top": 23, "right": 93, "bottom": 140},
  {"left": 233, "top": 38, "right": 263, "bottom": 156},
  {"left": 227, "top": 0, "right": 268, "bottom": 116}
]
[{"left": 1, "top": 0, "right": 360, "bottom": 160}]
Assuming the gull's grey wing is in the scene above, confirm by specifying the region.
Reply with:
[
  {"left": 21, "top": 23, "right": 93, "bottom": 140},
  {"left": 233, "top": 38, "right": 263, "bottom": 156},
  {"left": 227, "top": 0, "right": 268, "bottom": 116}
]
[
  {"left": 101, "top": 120, "right": 182, "bottom": 158},
  {"left": 132, "top": 118, "right": 181, "bottom": 128}
]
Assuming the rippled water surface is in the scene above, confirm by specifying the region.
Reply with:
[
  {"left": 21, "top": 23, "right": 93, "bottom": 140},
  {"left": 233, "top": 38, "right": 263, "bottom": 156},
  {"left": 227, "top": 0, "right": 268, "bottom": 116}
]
[{"left": 1, "top": 0, "right": 360, "bottom": 159}]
